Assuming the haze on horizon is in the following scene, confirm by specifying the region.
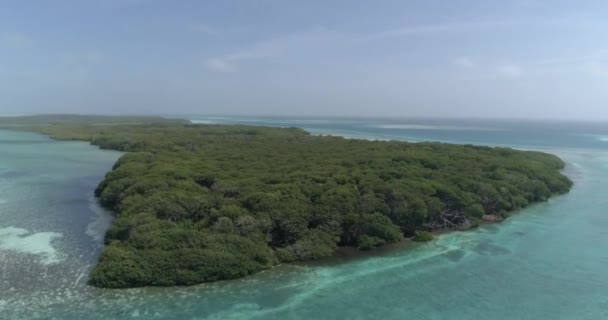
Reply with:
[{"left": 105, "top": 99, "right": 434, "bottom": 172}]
[{"left": 0, "top": 1, "right": 607, "bottom": 121}]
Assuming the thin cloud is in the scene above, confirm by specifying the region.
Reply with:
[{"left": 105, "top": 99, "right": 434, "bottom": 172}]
[
  {"left": 357, "top": 16, "right": 589, "bottom": 42},
  {"left": 586, "top": 61, "right": 608, "bottom": 76},
  {"left": 358, "top": 21, "right": 512, "bottom": 41},
  {"left": 532, "top": 52, "right": 608, "bottom": 67},
  {"left": 453, "top": 57, "right": 475, "bottom": 68},
  {"left": 192, "top": 23, "right": 216, "bottom": 35},
  {"left": 205, "top": 29, "right": 338, "bottom": 73},
  {"left": 205, "top": 58, "right": 237, "bottom": 73},
  {"left": 204, "top": 48, "right": 275, "bottom": 73},
  {"left": 497, "top": 64, "right": 524, "bottom": 78}
]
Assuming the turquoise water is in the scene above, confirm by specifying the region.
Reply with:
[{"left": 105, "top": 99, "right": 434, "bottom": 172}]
[{"left": 2, "top": 119, "right": 608, "bottom": 319}]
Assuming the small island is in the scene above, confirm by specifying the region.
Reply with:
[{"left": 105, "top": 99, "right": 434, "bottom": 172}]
[{"left": 0, "top": 115, "right": 572, "bottom": 288}]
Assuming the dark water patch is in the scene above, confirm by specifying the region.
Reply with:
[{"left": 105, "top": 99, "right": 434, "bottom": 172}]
[
  {"left": 442, "top": 249, "right": 466, "bottom": 262},
  {"left": 58, "top": 197, "right": 91, "bottom": 206},
  {"left": 0, "top": 252, "right": 66, "bottom": 290},
  {"left": 0, "top": 170, "right": 28, "bottom": 179},
  {"left": 480, "top": 225, "right": 500, "bottom": 233},
  {"left": 472, "top": 241, "right": 511, "bottom": 256}
]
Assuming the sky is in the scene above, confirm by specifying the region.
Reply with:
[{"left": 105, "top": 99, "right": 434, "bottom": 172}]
[{"left": 0, "top": 0, "right": 607, "bottom": 120}]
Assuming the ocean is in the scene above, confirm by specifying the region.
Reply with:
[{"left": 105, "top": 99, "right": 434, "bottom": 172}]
[{"left": 1, "top": 117, "right": 607, "bottom": 319}]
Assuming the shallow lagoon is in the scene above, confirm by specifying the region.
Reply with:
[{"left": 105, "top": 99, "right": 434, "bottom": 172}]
[{"left": 2, "top": 121, "right": 608, "bottom": 319}]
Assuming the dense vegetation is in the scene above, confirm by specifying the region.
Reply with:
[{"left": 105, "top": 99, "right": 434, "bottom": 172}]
[{"left": 3, "top": 116, "right": 572, "bottom": 288}]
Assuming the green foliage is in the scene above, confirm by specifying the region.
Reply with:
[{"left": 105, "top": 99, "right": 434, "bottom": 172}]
[
  {"left": 283, "top": 229, "right": 338, "bottom": 260},
  {"left": 412, "top": 231, "right": 435, "bottom": 242},
  {"left": 9, "top": 117, "right": 572, "bottom": 288},
  {"left": 357, "top": 235, "right": 387, "bottom": 250},
  {"left": 274, "top": 247, "right": 298, "bottom": 263}
]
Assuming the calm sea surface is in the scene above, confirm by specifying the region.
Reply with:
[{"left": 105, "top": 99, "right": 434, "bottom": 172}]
[{"left": 1, "top": 117, "right": 608, "bottom": 319}]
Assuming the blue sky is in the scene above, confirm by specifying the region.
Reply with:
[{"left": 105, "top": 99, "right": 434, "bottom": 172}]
[{"left": 1, "top": 0, "right": 607, "bottom": 120}]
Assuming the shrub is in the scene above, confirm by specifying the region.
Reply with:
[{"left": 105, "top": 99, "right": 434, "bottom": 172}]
[{"left": 413, "top": 231, "right": 435, "bottom": 242}]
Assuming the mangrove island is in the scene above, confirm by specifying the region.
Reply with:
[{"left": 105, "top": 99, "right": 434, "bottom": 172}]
[{"left": 0, "top": 115, "right": 572, "bottom": 288}]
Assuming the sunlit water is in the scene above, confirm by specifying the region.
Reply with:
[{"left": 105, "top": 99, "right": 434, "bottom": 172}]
[{"left": 2, "top": 118, "right": 608, "bottom": 319}]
